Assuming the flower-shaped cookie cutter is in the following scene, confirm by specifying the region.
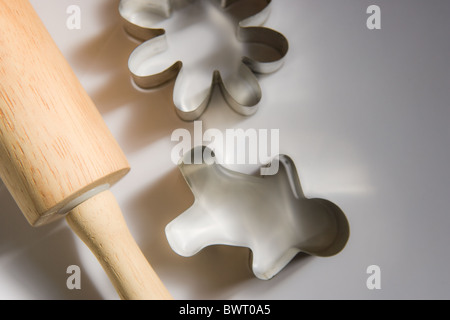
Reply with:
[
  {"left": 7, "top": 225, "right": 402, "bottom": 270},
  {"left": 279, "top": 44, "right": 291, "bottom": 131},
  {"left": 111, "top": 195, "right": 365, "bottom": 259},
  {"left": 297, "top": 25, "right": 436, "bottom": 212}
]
[
  {"left": 119, "top": 0, "right": 289, "bottom": 121},
  {"left": 165, "top": 146, "right": 350, "bottom": 280}
]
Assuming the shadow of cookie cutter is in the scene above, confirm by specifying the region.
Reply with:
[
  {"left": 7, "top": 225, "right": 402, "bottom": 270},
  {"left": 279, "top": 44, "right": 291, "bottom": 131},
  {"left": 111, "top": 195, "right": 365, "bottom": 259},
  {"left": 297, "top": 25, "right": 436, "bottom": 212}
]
[
  {"left": 165, "top": 146, "right": 350, "bottom": 280},
  {"left": 119, "top": 0, "right": 289, "bottom": 121}
]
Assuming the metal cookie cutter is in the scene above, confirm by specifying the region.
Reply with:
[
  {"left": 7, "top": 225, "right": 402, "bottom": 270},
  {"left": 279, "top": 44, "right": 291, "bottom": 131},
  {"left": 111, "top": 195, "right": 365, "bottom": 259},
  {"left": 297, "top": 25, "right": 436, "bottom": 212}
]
[
  {"left": 165, "top": 146, "right": 350, "bottom": 280},
  {"left": 119, "top": 0, "right": 289, "bottom": 121}
]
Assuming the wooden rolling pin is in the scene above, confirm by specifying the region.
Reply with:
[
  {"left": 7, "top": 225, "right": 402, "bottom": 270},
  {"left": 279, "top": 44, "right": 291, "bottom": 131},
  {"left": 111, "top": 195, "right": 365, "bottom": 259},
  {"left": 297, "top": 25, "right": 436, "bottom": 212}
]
[{"left": 0, "top": 0, "right": 172, "bottom": 300}]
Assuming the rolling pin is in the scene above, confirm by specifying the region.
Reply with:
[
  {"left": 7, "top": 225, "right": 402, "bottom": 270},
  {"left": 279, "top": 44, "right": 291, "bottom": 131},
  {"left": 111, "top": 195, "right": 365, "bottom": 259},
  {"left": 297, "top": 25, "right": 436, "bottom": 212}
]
[{"left": 0, "top": 0, "right": 172, "bottom": 300}]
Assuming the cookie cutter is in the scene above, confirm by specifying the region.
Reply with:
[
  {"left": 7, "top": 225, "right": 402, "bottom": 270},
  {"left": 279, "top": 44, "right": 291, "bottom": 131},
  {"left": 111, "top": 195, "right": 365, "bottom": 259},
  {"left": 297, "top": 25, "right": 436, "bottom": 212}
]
[
  {"left": 119, "top": 0, "right": 289, "bottom": 121},
  {"left": 165, "top": 146, "right": 350, "bottom": 280}
]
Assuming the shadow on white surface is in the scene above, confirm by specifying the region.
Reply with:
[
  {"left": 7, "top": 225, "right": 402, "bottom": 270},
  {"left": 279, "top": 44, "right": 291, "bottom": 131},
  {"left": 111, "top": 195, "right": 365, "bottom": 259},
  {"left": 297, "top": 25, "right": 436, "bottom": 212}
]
[{"left": 0, "top": 187, "right": 103, "bottom": 299}]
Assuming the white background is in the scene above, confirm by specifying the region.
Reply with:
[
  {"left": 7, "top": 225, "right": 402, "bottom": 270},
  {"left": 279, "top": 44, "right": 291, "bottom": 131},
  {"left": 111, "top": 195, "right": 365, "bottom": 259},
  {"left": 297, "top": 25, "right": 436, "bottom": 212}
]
[{"left": 0, "top": 0, "right": 449, "bottom": 299}]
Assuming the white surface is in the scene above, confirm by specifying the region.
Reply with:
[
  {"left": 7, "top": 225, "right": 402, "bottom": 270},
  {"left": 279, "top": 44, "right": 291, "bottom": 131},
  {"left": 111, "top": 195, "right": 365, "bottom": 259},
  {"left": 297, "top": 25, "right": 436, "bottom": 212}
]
[{"left": 1, "top": 0, "right": 450, "bottom": 299}]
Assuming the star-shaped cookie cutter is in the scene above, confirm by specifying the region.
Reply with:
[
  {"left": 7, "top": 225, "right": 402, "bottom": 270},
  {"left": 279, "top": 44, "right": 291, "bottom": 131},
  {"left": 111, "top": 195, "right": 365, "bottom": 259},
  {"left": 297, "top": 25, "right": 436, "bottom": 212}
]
[
  {"left": 119, "top": 0, "right": 289, "bottom": 121},
  {"left": 165, "top": 146, "right": 350, "bottom": 280}
]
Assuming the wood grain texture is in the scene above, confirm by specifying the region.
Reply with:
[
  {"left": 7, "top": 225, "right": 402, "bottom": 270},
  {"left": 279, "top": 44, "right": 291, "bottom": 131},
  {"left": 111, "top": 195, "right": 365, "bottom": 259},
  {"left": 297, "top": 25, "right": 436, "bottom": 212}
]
[
  {"left": 66, "top": 190, "right": 173, "bottom": 300},
  {"left": 0, "top": 0, "right": 130, "bottom": 226}
]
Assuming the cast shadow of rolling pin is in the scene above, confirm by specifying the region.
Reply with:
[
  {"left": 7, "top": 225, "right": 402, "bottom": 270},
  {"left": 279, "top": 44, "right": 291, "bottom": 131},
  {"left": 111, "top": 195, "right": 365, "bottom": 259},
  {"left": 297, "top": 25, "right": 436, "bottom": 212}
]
[{"left": 0, "top": 182, "right": 103, "bottom": 299}]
